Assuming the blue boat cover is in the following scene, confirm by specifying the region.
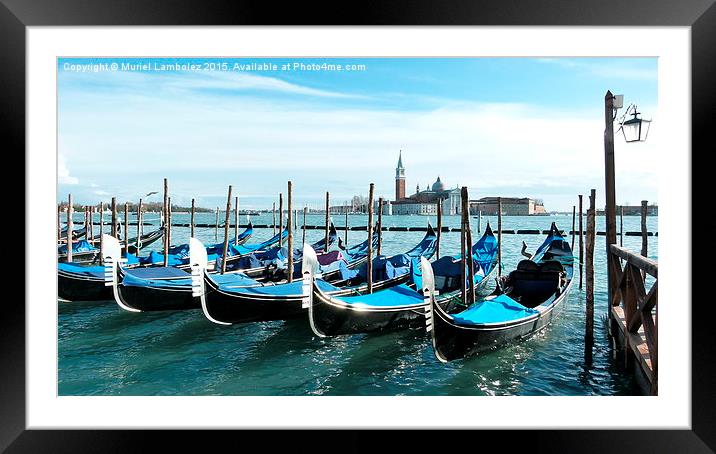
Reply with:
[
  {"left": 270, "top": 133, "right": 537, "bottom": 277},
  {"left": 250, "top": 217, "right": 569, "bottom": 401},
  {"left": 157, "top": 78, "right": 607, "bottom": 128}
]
[
  {"left": 472, "top": 228, "right": 498, "bottom": 274},
  {"left": 124, "top": 267, "right": 190, "bottom": 279},
  {"left": 58, "top": 240, "right": 98, "bottom": 254},
  {"left": 218, "top": 278, "right": 339, "bottom": 296},
  {"left": 122, "top": 269, "right": 258, "bottom": 289},
  {"left": 333, "top": 284, "right": 422, "bottom": 308},
  {"left": 451, "top": 294, "right": 539, "bottom": 325},
  {"left": 57, "top": 262, "right": 105, "bottom": 279}
]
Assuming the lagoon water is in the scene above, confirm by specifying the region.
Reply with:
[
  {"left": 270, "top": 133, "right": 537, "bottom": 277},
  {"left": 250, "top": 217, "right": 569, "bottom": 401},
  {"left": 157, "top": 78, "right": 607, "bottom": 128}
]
[{"left": 58, "top": 213, "right": 657, "bottom": 396}]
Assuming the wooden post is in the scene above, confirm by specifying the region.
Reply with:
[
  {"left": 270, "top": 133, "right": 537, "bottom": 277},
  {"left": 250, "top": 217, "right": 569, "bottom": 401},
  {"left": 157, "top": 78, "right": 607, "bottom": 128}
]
[
  {"left": 190, "top": 198, "right": 195, "bottom": 238},
  {"left": 497, "top": 197, "right": 502, "bottom": 277},
  {"left": 460, "top": 189, "right": 467, "bottom": 305},
  {"left": 462, "top": 187, "right": 475, "bottom": 306},
  {"left": 585, "top": 189, "right": 596, "bottom": 354},
  {"left": 234, "top": 195, "right": 239, "bottom": 243},
  {"left": 571, "top": 205, "right": 576, "bottom": 251},
  {"left": 377, "top": 197, "right": 383, "bottom": 256},
  {"left": 221, "top": 186, "right": 232, "bottom": 274},
  {"left": 367, "top": 184, "right": 374, "bottom": 293},
  {"left": 87, "top": 206, "right": 94, "bottom": 245},
  {"left": 302, "top": 206, "right": 307, "bottom": 246},
  {"left": 344, "top": 208, "right": 348, "bottom": 246},
  {"left": 111, "top": 196, "right": 117, "bottom": 239},
  {"left": 287, "top": 181, "right": 294, "bottom": 283},
  {"left": 272, "top": 202, "right": 276, "bottom": 235},
  {"left": 137, "top": 199, "right": 143, "bottom": 251},
  {"left": 57, "top": 204, "right": 62, "bottom": 244},
  {"left": 294, "top": 208, "right": 298, "bottom": 231},
  {"left": 477, "top": 209, "right": 481, "bottom": 233},
  {"left": 99, "top": 202, "right": 104, "bottom": 265},
  {"left": 163, "top": 178, "right": 168, "bottom": 266},
  {"left": 603, "top": 91, "right": 617, "bottom": 318},
  {"left": 279, "top": 193, "right": 284, "bottom": 247},
  {"left": 436, "top": 201, "right": 442, "bottom": 259},
  {"left": 324, "top": 191, "right": 330, "bottom": 253},
  {"left": 67, "top": 194, "right": 73, "bottom": 262},
  {"left": 641, "top": 200, "right": 648, "bottom": 280},
  {"left": 167, "top": 198, "right": 172, "bottom": 248},
  {"left": 124, "top": 202, "right": 129, "bottom": 254},
  {"left": 620, "top": 205, "right": 624, "bottom": 247},
  {"left": 578, "top": 194, "right": 584, "bottom": 290},
  {"left": 215, "top": 207, "right": 219, "bottom": 241}
]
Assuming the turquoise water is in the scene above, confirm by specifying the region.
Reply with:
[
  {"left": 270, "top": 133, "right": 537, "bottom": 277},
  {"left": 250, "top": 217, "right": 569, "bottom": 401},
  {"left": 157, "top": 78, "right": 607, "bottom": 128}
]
[{"left": 58, "top": 213, "right": 657, "bottom": 395}]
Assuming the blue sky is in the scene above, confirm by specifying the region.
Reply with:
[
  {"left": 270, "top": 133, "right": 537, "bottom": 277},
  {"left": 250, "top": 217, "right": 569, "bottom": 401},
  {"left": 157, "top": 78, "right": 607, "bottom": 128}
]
[{"left": 58, "top": 57, "right": 658, "bottom": 211}]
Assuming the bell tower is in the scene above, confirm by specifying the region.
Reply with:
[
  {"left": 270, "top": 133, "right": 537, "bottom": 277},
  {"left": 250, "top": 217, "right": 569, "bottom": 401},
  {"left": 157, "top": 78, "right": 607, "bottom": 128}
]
[{"left": 395, "top": 150, "right": 406, "bottom": 201}]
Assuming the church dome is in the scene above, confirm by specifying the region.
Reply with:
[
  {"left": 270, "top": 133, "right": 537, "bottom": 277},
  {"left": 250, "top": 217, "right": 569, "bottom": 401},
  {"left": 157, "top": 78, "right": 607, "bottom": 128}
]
[{"left": 431, "top": 176, "right": 444, "bottom": 192}]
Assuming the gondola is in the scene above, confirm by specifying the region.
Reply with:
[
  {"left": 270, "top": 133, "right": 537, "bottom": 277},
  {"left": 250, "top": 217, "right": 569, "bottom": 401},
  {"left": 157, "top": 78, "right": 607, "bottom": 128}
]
[
  {"left": 56, "top": 224, "right": 254, "bottom": 303},
  {"left": 58, "top": 226, "right": 87, "bottom": 241},
  {"left": 195, "top": 225, "right": 434, "bottom": 325},
  {"left": 223, "top": 222, "right": 337, "bottom": 280},
  {"left": 303, "top": 244, "right": 441, "bottom": 336},
  {"left": 105, "top": 224, "right": 343, "bottom": 312},
  {"left": 414, "top": 223, "right": 499, "bottom": 313},
  {"left": 424, "top": 222, "right": 574, "bottom": 362},
  {"left": 58, "top": 226, "right": 166, "bottom": 264},
  {"left": 136, "top": 224, "right": 284, "bottom": 270}
]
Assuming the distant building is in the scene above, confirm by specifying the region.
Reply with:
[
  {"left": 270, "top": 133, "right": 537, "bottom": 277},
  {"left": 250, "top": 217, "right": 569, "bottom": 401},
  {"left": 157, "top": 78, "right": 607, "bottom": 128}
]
[
  {"left": 597, "top": 205, "right": 658, "bottom": 216},
  {"left": 390, "top": 151, "right": 462, "bottom": 215},
  {"left": 471, "top": 197, "right": 547, "bottom": 216}
]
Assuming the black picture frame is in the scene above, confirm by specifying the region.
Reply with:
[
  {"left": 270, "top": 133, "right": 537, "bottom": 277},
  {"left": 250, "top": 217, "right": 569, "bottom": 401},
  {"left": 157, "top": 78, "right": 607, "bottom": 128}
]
[{"left": 4, "top": 0, "right": 714, "bottom": 451}]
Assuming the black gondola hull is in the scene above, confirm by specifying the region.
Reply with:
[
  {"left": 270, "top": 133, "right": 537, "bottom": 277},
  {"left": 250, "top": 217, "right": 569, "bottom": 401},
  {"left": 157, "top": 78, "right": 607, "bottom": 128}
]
[
  {"left": 202, "top": 269, "right": 407, "bottom": 324},
  {"left": 117, "top": 283, "right": 199, "bottom": 312},
  {"left": 57, "top": 272, "right": 112, "bottom": 301}
]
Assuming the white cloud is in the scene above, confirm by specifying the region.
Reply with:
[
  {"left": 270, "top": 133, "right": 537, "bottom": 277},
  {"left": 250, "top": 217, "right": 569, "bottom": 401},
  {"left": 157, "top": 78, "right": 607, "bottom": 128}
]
[
  {"left": 536, "top": 58, "right": 657, "bottom": 81},
  {"left": 58, "top": 86, "right": 659, "bottom": 210},
  {"left": 58, "top": 153, "right": 79, "bottom": 185}
]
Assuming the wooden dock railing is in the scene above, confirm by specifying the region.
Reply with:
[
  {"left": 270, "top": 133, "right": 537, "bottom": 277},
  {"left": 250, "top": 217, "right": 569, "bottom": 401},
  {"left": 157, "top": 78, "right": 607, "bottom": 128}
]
[{"left": 608, "top": 244, "right": 658, "bottom": 395}]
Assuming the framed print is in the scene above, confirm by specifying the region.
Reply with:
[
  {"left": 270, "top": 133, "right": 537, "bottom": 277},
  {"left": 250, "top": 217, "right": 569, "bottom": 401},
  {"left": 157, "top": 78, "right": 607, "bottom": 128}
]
[{"left": 5, "top": 0, "right": 715, "bottom": 451}]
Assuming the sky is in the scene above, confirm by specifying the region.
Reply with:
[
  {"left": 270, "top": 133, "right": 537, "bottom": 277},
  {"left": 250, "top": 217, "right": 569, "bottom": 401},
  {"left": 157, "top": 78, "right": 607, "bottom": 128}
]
[{"left": 57, "top": 57, "right": 658, "bottom": 211}]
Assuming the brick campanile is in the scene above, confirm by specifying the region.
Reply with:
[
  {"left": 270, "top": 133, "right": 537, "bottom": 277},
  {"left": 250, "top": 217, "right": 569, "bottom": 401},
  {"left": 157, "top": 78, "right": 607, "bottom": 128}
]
[{"left": 395, "top": 150, "right": 405, "bottom": 201}]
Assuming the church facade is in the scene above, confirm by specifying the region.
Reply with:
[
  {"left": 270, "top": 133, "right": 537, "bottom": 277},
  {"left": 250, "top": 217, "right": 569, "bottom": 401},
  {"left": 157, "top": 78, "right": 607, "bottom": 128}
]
[{"left": 390, "top": 151, "right": 462, "bottom": 215}]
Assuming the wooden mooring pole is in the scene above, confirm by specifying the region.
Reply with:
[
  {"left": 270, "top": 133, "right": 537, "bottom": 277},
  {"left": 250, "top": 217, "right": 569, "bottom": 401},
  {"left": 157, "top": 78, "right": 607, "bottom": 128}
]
[
  {"left": 497, "top": 197, "right": 502, "bottom": 277},
  {"left": 302, "top": 206, "right": 307, "bottom": 246},
  {"left": 436, "top": 201, "right": 442, "bottom": 259},
  {"left": 641, "top": 200, "right": 648, "bottom": 281},
  {"left": 460, "top": 189, "right": 467, "bottom": 305},
  {"left": 124, "top": 202, "right": 129, "bottom": 254},
  {"left": 377, "top": 197, "right": 383, "bottom": 256},
  {"left": 579, "top": 194, "right": 584, "bottom": 290},
  {"left": 67, "top": 194, "right": 73, "bottom": 262},
  {"left": 620, "top": 205, "right": 624, "bottom": 247},
  {"left": 190, "top": 199, "right": 195, "bottom": 238},
  {"left": 324, "top": 192, "right": 330, "bottom": 253},
  {"left": 162, "top": 179, "right": 168, "bottom": 266},
  {"left": 571, "top": 205, "right": 576, "bottom": 251},
  {"left": 287, "top": 181, "right": 293, "bottom": 283},
  {"left": 279, "top": 193, "right": 284, "bottom": 247},
  {"left": 111, "top": 196, "right": 116, "bottom": 239},
  {"left": 137, "top": 198, "right": 143, "bottom": 250},
  {"left": 214, "top": 207, "right": 219, "bottom": 241},
  {"left": 462, "top": 187, "right": 475, "bottom": 306},
  {"left": 234, "top": 195, "right": 239, "bottom": 243},
  {"left": 99, "top": 202, "right": 104, "bottom": 265},
  {"left": 477, "top": 209, "right": 481, "bottom": 233},
  {"left": 344, "top": 208, "right": 348, "bottom": 246},
  {"left": 585, "top": 189, "right": 596, "bottom": 359},
  {"left": 221, "top": 186, "right": 232, "bottom": 274},
  {"left": 367, "top": 183, "right": 374, "bottom": 293},
  {"left": 57, "top": 204, "right": 62, "bottom": 244},
  {"left": 167, "top": 198, "right": 172, "bottom": 249}
]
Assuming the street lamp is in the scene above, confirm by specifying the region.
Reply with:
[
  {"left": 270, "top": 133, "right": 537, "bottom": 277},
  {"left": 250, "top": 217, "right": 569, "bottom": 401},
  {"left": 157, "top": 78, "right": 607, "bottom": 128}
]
[{"left": 619, "top": 105, "right": 652, "bottom": 143}]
